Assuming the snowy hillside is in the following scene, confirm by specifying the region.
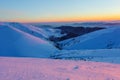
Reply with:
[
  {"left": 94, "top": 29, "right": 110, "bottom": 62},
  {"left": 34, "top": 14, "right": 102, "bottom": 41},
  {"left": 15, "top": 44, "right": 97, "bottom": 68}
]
[
  {"left": 7, "top": 22, "right": 51, "bottom": 39},
  {"left": 0, "top": 22, "right": 120, "bottom": 80},
  {"left": 31, "top": 22, "right": 105, "bottom": 42},
  {"left": 0, "top": 57, "right": 120, "bottom": 80},
  {"left": 52, "top": 49, "right": 120, "bottom": 63},
  {"left": 0, "top": 24, "right": 58, "bottom": 58},
  {"left": 59, "top": 27, "right": 120, "bottom": 50},
  {"left": 1, "top": 22, "right": 120, "bottom": 58},
  {"left": 51, "top": 26, "right": 104, "bottom": 42}
]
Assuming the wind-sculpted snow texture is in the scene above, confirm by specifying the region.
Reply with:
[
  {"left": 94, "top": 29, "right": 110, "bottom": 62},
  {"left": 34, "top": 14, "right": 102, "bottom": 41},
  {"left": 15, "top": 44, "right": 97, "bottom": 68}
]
[{"left": 0, "top": 57, "right": 120, "bottom": 80}]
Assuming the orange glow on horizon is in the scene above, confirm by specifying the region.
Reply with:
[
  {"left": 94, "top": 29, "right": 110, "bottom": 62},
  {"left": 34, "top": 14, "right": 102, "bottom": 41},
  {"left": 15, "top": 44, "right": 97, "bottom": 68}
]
[{"left": 4, "top": 15, "right": 120, "bottom": 23}]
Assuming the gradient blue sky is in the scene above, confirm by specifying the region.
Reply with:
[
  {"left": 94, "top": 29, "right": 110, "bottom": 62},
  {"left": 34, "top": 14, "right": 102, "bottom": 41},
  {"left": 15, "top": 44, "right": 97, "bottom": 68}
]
[{"left": 0, "top": 0, "right": 120, "bottom": 22}]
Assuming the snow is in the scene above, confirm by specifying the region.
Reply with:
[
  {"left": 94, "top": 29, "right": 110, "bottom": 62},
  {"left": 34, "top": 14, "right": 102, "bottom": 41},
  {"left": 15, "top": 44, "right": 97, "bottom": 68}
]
[
  {"left": 60, "top": 27, "right": 120, "bottom": 50},
  {"left": 52, "top": 49, "right": 120, "bottom": 64},
  {"left": 0, "top": 57, "right": 120, "bottom": 80},
  {"left": 7, "top": 22, "right": 49, "bottom": 39},
  {"left": 6, "top": 22, "right": 65, "bottom": 39},
  {"left": 0, "top": 24, "right": 58, "bottom": 58},
  {"left": 0, "top": 22, "right": 120, "bottom": 80},
  {"left": 37, "top": 27, "right": 65, "bottom": 38}
]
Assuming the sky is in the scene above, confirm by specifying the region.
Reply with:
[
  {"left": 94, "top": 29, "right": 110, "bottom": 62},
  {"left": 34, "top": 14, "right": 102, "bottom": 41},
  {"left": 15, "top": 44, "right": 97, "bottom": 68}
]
[{"left": 0, "top": 0, "right": 120, "bottom": 23}]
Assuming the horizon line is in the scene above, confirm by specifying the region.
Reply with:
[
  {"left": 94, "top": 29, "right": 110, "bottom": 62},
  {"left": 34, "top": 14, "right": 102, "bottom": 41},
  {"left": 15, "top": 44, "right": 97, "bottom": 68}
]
[{"left": 1, "top": 19, "right": 120, "bottom": 23}]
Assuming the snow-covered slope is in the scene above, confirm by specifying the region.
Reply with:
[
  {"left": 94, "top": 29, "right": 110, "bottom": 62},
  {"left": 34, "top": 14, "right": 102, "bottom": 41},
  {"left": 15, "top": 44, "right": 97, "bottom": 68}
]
[
  {"left": 7, "top": 22, "right": 65, "bottom": 40},
  {"left": 0, "top": 57, "right": 120, "bottom": 80},
  {"left": 60, "top": 27, "right": 120, "bottom": 50},
  {"left": 7, "top": 22, "right": 50, "bottom": 39},
  {"left": 0, "top": 24, "right": 57, "bottom": 58},
  {"left": 52, "top": 49, "right": 120, "bottom": 64}
]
